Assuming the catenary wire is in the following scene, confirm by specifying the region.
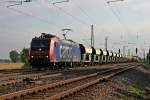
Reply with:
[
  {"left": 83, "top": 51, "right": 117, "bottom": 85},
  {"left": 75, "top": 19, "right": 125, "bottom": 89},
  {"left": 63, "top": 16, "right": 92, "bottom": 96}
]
[
  {"left": 70, "top": 0, "right": 113, "bottom": 46},
  {"left": 51, "top": 4, "right": 89, "bottom": 26},
  {"left": 104, "top": 0, "right": 130, "bottom": 35},
  {"left": 0, "top": 3, "right": 62, "bottom": 29}
]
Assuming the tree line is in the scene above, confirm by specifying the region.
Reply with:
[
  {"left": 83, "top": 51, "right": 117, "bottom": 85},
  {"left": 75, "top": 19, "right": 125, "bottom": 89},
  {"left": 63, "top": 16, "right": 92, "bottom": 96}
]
[{"left": 9, "top": 48, "right": 30, "bottom": 66}]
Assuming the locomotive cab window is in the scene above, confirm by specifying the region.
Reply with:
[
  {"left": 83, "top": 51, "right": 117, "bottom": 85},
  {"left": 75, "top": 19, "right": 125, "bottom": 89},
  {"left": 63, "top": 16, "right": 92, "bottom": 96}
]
[{"left": 31, "top": 39, "right": 50, "bottom": 50}]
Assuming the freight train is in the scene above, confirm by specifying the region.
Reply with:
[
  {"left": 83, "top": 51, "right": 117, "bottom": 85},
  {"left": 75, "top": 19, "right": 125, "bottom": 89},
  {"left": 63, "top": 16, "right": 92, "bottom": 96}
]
[{"left": 29, "top": 33, "right": 136, "bottom": 69}]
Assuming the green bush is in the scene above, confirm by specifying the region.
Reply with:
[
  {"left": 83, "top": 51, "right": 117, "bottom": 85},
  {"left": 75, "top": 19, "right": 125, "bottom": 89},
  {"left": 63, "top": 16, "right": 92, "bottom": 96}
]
[{"left": 20, "top": 48, "right": 30, "bottom": 67}]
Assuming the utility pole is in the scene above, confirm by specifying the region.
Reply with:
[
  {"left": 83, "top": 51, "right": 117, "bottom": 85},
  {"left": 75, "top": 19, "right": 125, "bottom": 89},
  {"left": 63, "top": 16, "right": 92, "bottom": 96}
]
[
  {"left": 91, "top": 25, "right": 94, "bottom": 47},
  {"left": 142, "top": 48, "right": 145, "bottom": 63},
  {"left": 128, "top": 49, "right": 130, "bottom": 56},
  {"left": 148, "top": 48, "right": 150, "bottom": 64},
  {"left": 123, "top": 46, "right": 125, "bottom": 56},
  {"left": 123, "top": 46, "right": 128, "bottom": 56},
  {"left": 105, "top": 36, "right": 108, "bottom": 50}
]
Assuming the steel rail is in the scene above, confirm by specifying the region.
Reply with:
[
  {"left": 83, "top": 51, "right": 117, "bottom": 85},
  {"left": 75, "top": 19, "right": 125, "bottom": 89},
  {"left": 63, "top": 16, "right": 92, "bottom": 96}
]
[
  {"left": 0, "top": 65, "right": 132, "bottom": 100},
  {"left": 46, "top": 66, "right": 135, "bottom": 100},
  {"left": 0, "top": 73, "right": 45, "bottom": 86},
  {"left": 0, "top": 63, "right": 126, "bottom": 86}
]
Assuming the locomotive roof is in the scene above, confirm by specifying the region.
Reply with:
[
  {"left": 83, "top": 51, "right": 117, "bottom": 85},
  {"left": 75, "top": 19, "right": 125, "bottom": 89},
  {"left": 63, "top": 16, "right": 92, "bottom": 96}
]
[
  {"left": 32, "top": 33, "right": 57, "bottom": 40},
  {"left": 32, "top": 37, "right": 50, "bottom": 40},
  {"left": 60, "top": 39, "right": 78, "bottom": 45}
]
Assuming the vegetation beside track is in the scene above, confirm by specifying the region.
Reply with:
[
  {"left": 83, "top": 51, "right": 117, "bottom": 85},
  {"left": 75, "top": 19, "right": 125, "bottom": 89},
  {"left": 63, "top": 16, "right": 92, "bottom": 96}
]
[
  {"left": 126, "top": 84, "right": 150, "bottom": 100},
  {"left": 0, "top": 63, "right": 24, "bottom": 70},
  {"left": 121, "top": 66, "right": 150, "bottom": 100}
]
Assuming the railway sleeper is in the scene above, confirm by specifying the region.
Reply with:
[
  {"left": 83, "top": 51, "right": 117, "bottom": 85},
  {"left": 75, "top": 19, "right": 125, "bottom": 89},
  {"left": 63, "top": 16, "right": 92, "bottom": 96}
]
[
  {"left": 0, "top": 66, "right": 136, "bottom": 100},
  {"left": 44, "top": 66, "right": 135, "bottom": 100}
]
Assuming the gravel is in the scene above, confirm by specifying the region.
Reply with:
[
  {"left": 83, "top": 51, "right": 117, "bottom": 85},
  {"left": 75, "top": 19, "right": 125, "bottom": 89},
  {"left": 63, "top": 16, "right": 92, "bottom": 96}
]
[
  {"left": 66, "top": 65, "right": 150, "bottom": 100},
  {"left": 0, "top": 64, "right": 119, "bottom": 95}
]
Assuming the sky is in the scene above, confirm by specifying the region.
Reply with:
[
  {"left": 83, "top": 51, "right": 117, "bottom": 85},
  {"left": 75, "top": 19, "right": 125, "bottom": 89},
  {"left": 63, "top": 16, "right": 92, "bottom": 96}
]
[{"left": 0, "top": 0, "right": 150, "bottom": 59}]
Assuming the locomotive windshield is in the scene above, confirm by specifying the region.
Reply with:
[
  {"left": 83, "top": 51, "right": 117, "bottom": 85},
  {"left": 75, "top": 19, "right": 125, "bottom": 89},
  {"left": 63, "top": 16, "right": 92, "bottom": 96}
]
[{"left": 31, "top": 39, "right": 50, "bottom": 50}]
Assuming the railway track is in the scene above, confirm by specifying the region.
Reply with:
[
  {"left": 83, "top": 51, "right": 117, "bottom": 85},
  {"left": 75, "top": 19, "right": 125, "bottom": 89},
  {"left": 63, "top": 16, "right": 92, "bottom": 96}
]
[
  {"left": 0, "top": 68, "right": 35, "bottom": 76},
  {"left": 0, "top": 63, "right": 140, "bottom": 100},
  {"left": 0, "top": 72, "right": 64, "bottom": 94},
  {"left": 0, "top": 63, "right": 127, "bottom": 87},
  {"left": 0, "top": 66, "right": 113, "bottom": 94},
  {"left": 0, "top": 68, "right": 63, "bottom": 80},
  {"left": 0, "top": 72, "right": 53, "bottom": 86}
]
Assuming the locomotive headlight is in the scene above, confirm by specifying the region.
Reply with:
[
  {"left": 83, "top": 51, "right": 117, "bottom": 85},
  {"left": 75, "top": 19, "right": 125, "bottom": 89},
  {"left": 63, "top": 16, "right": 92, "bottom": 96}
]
[
  {"left": 46, "top": 56, "right": 48, "bottom": 58},
  {"left": 31, "top": 56, "right": 34, "bottom": 58}
]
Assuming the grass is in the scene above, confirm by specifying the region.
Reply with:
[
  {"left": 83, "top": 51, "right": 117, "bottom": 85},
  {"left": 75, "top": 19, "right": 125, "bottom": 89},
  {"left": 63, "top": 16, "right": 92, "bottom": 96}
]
[
  {"left": 127, "top": 85, "right": 150, "bottom": 100},
  {"left": 0, "top": 63, "right": 24, "bottom": 70},
  {"left": 125, "top": 63, "right": 150, "bottom": 99},
  {"left": 128, "top": 85, "right": 147, "bottom": 96}
]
